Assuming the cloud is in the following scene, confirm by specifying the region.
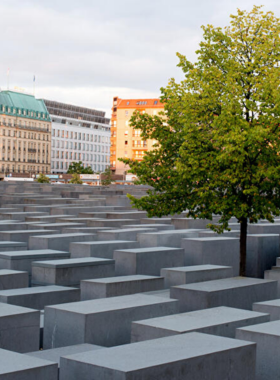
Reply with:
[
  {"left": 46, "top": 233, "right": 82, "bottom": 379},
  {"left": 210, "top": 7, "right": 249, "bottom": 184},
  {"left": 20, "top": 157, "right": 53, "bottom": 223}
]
[{"left": 0, "top": 0, "right": 279, "bottom": 117}]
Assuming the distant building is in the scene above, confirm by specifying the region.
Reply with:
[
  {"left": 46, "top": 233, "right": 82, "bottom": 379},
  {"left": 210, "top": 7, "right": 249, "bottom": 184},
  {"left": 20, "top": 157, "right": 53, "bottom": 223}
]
[
  {"left": 110, "top": 97, "right": 164, "bottom": 176},
  {"left": 44, "top": 100, "right": 111, "bottom": 174},
  {"left": 0, "top": 90, "right": 51, "bottom": 175}
]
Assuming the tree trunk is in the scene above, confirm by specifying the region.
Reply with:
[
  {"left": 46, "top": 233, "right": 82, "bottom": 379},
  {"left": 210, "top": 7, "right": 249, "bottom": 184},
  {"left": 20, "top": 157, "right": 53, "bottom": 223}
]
[{"left": 240, "top": 217, "right": 247, "bottom": 276}]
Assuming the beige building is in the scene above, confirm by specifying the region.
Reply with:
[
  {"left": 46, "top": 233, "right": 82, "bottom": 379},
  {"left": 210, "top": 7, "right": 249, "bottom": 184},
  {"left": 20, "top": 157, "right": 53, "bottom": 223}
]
[
  {"left": 0, "top": 91, "right": 51, "bottom": 175},
  {"left": 110, "top": 97, "right": 164, "bottom": 176}
]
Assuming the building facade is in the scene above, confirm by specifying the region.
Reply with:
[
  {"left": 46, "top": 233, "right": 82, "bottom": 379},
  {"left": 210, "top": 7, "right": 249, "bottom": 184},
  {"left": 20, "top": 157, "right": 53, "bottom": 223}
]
[
  {"left": 110, "top": 97, "right": 164, "bottom": 175},
  {"left": 0, "top": 91, "right": 51, "bottom": 175},
  {"left": 44, "top": 100, "right": 111, "bottom": 174}
]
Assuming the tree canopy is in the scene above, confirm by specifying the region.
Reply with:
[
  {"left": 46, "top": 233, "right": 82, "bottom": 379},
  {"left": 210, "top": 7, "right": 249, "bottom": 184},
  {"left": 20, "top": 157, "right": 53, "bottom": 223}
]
[
  {"left": 120, "top": 6, "right": 280, "bottom": 275},
  {"left": 69, "top": 173, "right": 83, "bottom": 184},
  {"left": 67, "top": 161, "right": 93, "bottom": 174},
  {"left": 101, "top": 167, "right": 113, "bottom": 186},
  {"left": 36, "top": 173, "right": 50, "bottom": 183}
]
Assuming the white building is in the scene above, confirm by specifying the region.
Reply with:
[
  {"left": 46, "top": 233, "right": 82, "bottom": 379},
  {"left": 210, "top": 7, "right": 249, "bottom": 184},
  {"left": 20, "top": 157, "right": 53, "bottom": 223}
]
[{"left": 44, "top": 100, "right": 111, "bottom": 174}]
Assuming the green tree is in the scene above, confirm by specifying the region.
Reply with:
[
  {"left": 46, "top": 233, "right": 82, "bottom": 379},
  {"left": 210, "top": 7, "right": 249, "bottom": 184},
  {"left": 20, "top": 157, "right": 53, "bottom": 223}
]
[
  {"left": 67, "top": 161, "right": 93, "bottom": 174},
  {"left": 101, "top": 167, "right": 113, "bottom": 186},
  {"left": 120, "top": 6, "right": 280, "bottom": 276},
  {"left": 36, "top": 173, "right": 50, "bottom": 183},
  {"left": 69, "top": 173, "right": 83, "bottom": 184}
]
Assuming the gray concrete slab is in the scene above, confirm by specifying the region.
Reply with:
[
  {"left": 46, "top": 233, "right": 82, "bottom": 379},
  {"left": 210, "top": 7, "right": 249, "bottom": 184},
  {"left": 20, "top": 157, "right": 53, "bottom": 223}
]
[
  {"left": 114, "top": 247, "right": 185, "bottom": 276},
  {"left": 246, "top": 234, "right": 280, "bottom": 278},
  {"left": 253, "top": 299, "right": 280, "bottom": 321},
  {"left": 59, "top": 332, "right": 256, "bottom": 380},
  {"left": 0, "top": 250, "right": 70, "bottom": 274},
  {"left": 29, "top": 233, "right": 96, "bottom": 251},
  {"left": 70, "top": 240, "right": 140, "bottom": 259},
  {"left": 0, "top": 303, "right": 40, "bottom": 353},
  {"left": 181, "top": 237, "right": 240, "bottom": 275},
  {"left": 0, "top": 230, "right": 57, "bottom": 246},
  {"left": 137, "top": 229, "right": 202, "bottom": 248},
  {"left": 121, "top": 223, "right": 175, "bottom": 231},
  {"left": 0, "top": 348, "right": 58, "bottom": 379},
  {"left": 81, "top": 275, "right": 164, "bottom": 300},
  {"left": 0, "top": 269, "right": 29, "bottom": 290},
  {"left": 32, "top": 257, "right": 115, "bottom": 286},
  {"left": 87, "top": 219, "right": 138, "bottom": 228},
  {"left": 236, "top": 320, "right": 280, "bottom": 380},
  {"left": 98, "top": 228, "right": 158, "bottom": 241},
  {"left": 131, "top": 306, "right": 270, "bottom": 342},
  {"left": 0, "top": 241, "right": 27, "bottom": 251},
  {"left": 170, "top": 277, "right": 278, "bottom": 312},
  {"left": 161, "top": 264, "right": 234, "bottom": 288},
  {"left": 172, "top": 218, "right": 212, "bottom": 229},
  {"left": 44, "top": 294, "right": 179, "bottom": 348},
  {"left": 0, "top": 285, "right": 80, "bottom": 310}
]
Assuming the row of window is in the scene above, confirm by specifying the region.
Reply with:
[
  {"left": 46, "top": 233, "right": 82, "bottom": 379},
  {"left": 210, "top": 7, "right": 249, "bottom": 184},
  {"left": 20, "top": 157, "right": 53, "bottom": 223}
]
[
  {"left": 51, "top": 151, "right": 109, "bottom": 162},
  {"left": 1, "top": 128, "right": 49, "bottom": 140},
  {"left": 52, "top": 129, "right": 110, "bottom": 144},
  {"left": 51, "top": 140, "right": 109, "bottom": 153},
  {"left": 1, "top": 106, "right": 48, "bottom": 119},
  {"left": 1, "top": 164, "right": 49, "bottom": 173},
  {"left": 51, "top": 162, "right": 108, "bottom": 172},
  {"left": 0, "top": 119, "right": 49, "bottom": 130}
]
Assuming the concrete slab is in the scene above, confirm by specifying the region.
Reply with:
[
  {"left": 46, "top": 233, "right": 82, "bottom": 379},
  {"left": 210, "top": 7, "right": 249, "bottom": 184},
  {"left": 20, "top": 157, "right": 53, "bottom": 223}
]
[
  {"left": 0, "top": 269, "right": 29, "bottom": 290},
  {"left": 131, "top": 306, "right": 270, "bottom": 342},
  {"left": 137, "top": 229, "right": 202, "bottom": 248},
  {"left": 32, "top": 257, "right": 115, "bottom": 286},
  {"left": 0, "top": 303, "right": 40, "bottom": 352},
  {"left": 44, "top": 294, "right": 179, "bottom": 348},
  {"left": 59, "top": 332, "right": 256, "bottom": 380},
  {"left": 114, "top": 247, "right": 185, "bottom": 276},
  {"left": 29, "top": 233, "right": 96, "bottom": 251},
  {"left": 161, "top": 264, "right": 234, "bottom": 288},
  {"left": 170, "top": 277, "right": 278, "bottom": 312},
  {"left": 70, "top": 240, "right": 140, "bottom": 259}
]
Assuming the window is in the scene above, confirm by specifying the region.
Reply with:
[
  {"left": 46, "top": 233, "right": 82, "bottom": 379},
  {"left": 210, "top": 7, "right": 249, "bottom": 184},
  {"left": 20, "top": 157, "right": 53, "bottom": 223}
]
[
  {"left": 126, "top": 101, "right": 130, "bottom": 105},
  {"left": 125, "top": 141, "right": 128, "bottom": 145},
  {"left": 124, "top": 131, "right": 128, "bottom": 136},
  {"left": 154, "top": 100, "right": 158, "bottom": 105}
]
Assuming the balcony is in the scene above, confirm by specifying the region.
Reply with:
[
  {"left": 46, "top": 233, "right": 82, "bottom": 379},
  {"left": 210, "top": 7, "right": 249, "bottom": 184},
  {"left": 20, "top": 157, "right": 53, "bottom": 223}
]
[
  {"left": 28, "top": 159, "right": 36, "bottom": 163},
  {"left": 28, "top": 148, "right": 37, "bottom": 153},
  {"left": 0, "top": 122, "right": 50, "bottom": 133}
]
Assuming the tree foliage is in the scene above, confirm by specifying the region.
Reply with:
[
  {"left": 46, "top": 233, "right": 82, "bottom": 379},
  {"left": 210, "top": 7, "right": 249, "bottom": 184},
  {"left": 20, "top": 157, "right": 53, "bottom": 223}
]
[
  {"left": 120, "top": 6, "right": 280, "bottom": 275},
  {"left": 101, "top": 167, "right": 113, "bottom": 186},
  {"left": 67, "top": 161, "right": 93, "bottom": 174},
  {"left": 36, "top": 173, "right": 50, "bottom": 183},
  {"left": 69, "top": 173, "right": 83, "bottom": 184}
]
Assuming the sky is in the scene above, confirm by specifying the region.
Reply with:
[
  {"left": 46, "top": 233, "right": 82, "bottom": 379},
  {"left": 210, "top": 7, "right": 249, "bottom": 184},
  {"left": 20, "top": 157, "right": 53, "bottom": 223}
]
[{"left": 1, "top": 0, "right": 279, "bottom": 118}]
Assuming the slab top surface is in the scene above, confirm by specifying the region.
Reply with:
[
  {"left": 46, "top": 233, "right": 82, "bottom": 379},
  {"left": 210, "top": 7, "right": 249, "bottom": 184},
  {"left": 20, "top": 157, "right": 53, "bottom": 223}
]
[
  {"left": 174, "top": 277, "right": 276, "bottom": 292},
  {"left": 237, "top": 320, "right": 280, "bottom": 336},
  {"left": 0, "top": 250, "right": 68, "bottom": 259},
  {"left": 0, "top": 302, "right": 39, "bottom": 317},
  {"left": 115, "top": 247, "right": 183, "bottom": 253},
  {"left": 47, "top": 294, "right": 177, "bottom": 314},
  {"left": 162, "top": 265, "right": 231, "bottom": 273},
  {"left": 0, "top": 348, "right": 56, "bottom": 374},
  {"left": 82, "top": 275, "right": 161, "bottom": 284},
  {"left": 134, "top": 306, "right": 269, "bottom": 332},
  {"left": 62, "top": 332, "right": 255, "bottom": 371},
  {"left": 32, "top": 257, "right": 114, "bottom": 268},
  {"left": 0, "top": 285, "right": 78, "bottom": 296}
]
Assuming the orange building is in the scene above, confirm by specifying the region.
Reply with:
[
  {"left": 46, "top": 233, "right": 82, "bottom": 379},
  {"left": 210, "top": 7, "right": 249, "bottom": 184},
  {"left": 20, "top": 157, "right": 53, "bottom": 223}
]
[{"left": 110, "top": 97, "right": 164, "bottom": 176}]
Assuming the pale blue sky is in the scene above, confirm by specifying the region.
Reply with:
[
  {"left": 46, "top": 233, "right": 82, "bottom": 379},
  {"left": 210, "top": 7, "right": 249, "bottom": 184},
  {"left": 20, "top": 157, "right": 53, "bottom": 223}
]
[{"left": 1, "top": 0, "right": 279, "bottom": 116}]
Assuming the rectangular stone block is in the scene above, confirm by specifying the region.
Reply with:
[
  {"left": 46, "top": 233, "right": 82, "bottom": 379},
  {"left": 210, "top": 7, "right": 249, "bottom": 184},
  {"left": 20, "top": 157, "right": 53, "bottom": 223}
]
[
  {"left": 98, "top": 228, "right": 157, "bottom": 241},
  {"left": 0, "top": 348, "right": 58, "bottom": 379},
  {"left": 0, "top": 303, "right": 40, "bottom": 352},
  {"left": 59, "top": 332, "right": 256, "bottom": 380},
  {"left": 253, "top": 299, "right": 280, "bottom": 321},
  {"left": 70, "top": 240, "right": 140, "bottom": 259},
  {"left": 121, "top": 223, "right": 175, "bottom": 231},
  {"left": 44, "top": 294, "right": 179, "bottom": 348},
  {"left": 236, "top": 320, "right": 280, "bottom": 380},
  {"left": 161, "top": 264, "right": 234, "bottom": 288},
  {"left": 87, "top": 219, "right": 138, "bottom": 228},
  {"left": 32, "top": 258, "right": 115, "bottom": 286},
  {"left": 131, "top": 306, "right": 270, "bottom": 342},
  {"left": 0, "top": 211, "right": 48, "bottom": 221},
  {"left": 0, "top": 285, "right": 80, "bottom": 310},
  {"left": 246, "top": 234, "right": 280, "bottom": 278},
  {"left": 181, "top": 237, "right": 239, "bottom": 275},
  {"left": 0, "top": 250, "right": 70, "bottom": 275},
  {"left": 170, "top": 277, "right": 278, "bottom": 312},
  {"left": 26, "top": 343, "right": 103, "bottom": 371},
  {"left": 29, "top": 233, "right": 96, "bottom": 251},
  {"left": 137, "top": 229, "right": 202, "bottom": 248},
  {"left": 0, "top": 269, "right": 29, "bottom": 290},
  {"left": 62, "top": 227, "right": 112, "bottom": 234},
  {"left": 106, "top": 211, "right": 147, "bottom": 219},
  {"left": 0, "top": 230, "right": 57, "bottom": 246},
  {"left": 248, "top": 223, "right": 280, "bottom": 234},
  {"left": 172, "top": 217, "right": 212, "bottom": 229},
  {"left": 141, "top": 217, "right": 172, "bottom": 225},
  {"left": 26, "top": 215, "right": 76, "bottom": 223},
  {"left": 198, "top": 230, "right": 240, "bottom": 238},
  {"left": 81, "top": 275, "right": 164, "bottom": 300},
  {"left": 27, "top": 223, "right": 85, "bottom": 232},
  {"left": 0, "top": 241, "right": 27, "bottom": 251},
  {"left": 114, "top": 247, "right": 185, "bottom": 276}
]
